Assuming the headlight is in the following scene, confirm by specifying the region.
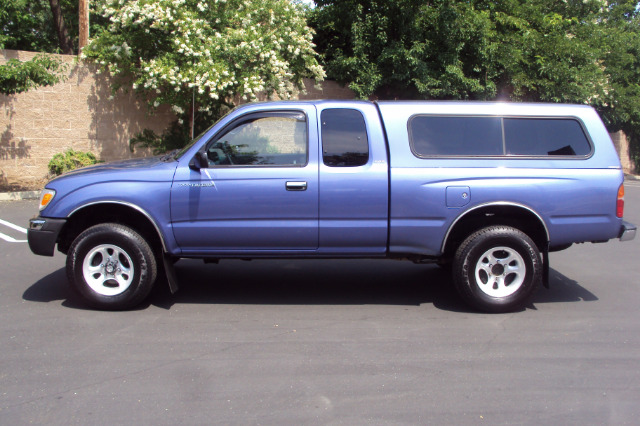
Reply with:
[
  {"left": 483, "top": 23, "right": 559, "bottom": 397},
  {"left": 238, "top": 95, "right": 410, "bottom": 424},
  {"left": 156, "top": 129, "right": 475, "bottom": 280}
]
[{"left": 38, "top": 189, "right": 56, "bottom": 211}]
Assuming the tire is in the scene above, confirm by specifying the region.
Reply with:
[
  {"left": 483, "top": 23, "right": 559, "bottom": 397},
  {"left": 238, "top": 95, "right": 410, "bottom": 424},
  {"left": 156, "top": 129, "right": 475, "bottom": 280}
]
[
  {"left": 452, "top": 226, "right": 542, "bottom": 313},
  {"left": 66, "top": 223, "right": 158, "bottom": 310}
]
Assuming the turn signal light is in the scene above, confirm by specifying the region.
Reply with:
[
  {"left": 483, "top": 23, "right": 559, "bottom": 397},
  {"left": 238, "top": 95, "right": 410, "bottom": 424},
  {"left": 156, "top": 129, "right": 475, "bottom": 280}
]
[
  {"left": 617, "top": 184, "right": 625, "bottom": 218},
  {"left": 39, "top": 189, "right": 56, "bottom": 211}
]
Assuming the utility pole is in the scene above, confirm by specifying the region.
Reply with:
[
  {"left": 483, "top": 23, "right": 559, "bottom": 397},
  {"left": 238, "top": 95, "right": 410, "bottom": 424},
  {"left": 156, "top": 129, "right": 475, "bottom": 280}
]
[{"left": 79, "top": 0, "right": 89, "bottom": 53}]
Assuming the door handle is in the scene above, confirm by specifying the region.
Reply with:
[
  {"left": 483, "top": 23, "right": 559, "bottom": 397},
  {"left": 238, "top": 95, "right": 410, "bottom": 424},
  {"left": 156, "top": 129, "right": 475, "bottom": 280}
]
[{"left": 286, "top": 181, "right": 307, "bottom": 191}]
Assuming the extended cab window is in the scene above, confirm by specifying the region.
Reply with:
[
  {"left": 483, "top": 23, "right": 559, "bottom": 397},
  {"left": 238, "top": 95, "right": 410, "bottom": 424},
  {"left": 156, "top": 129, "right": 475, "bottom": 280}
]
[
  {"left": 206, "top": 112, "right": 307, "bottom": 166},
  {"left": 321, "top": 108, "right": 369, "bottom": 167},
  {"left": 409, "top": 115, "right": 591, "bottom": 157},
  {"left": 504, "top": 118, "right": 591, "bottom": 156},
  {"left": 409, "top": 116, "right": 503, "bottom": 156}
]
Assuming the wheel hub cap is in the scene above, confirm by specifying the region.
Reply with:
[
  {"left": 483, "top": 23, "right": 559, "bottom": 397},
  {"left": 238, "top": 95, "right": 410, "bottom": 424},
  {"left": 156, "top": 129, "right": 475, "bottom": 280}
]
[
  {"left": 491, "top": 263, "right": 505, "bottom": 276},
  {"left": 474, "top": 246, "right": 526, "bottom": 298},
  {"left": 82, "top": 244, "right": 134, "bottom": 296}
]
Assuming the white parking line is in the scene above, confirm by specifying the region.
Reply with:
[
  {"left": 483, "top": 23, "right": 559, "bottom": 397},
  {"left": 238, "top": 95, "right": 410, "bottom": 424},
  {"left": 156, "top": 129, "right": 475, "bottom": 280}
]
[
  {"left": 0, "top": 218, "right": 27, "bottom": 233},
  {"left": 0, "top": 232, "right": 26, "bottom": 243},
  {"left": 0, "top": 218, "right": 28, "bottom": 243}
]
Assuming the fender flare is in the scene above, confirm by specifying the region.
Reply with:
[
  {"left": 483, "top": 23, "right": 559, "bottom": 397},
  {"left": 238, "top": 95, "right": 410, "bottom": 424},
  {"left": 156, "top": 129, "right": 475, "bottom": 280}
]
[{"left": 441, "top": 201, "right": 550, "bottom": 254}]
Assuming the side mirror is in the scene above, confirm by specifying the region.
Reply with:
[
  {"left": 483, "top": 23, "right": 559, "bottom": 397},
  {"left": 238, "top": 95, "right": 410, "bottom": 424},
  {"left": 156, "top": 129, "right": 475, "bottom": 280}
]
[{"left": 189, "top": 151, "right": 209, "bottom": 170}]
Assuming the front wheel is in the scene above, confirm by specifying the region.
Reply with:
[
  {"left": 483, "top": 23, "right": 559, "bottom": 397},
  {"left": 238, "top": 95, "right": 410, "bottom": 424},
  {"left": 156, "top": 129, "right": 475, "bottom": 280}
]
[
  {"left": 453, "top": 226, "right": 542, "bottom": 313},
  {"left": 66, "top": 223, "right": 158, "bottom": 310}
]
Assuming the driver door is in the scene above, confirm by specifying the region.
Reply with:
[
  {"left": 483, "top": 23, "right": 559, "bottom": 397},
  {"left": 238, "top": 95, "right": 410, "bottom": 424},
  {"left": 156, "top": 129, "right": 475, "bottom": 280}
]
[{"left": 170, "top": 106, "right": 319, "bottom": 255}]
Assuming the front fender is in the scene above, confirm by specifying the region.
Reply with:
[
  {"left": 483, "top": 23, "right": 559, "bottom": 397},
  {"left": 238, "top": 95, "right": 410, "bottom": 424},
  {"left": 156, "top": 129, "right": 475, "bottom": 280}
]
[{"left": 43, "top": 180, "right": 179, "bottom": 254}]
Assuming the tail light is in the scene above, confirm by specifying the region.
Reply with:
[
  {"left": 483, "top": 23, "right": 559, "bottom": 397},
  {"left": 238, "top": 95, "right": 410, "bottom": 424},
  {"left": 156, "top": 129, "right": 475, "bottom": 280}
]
[{"left": 617, "top": 184, "right": 625, "bottom": 218}]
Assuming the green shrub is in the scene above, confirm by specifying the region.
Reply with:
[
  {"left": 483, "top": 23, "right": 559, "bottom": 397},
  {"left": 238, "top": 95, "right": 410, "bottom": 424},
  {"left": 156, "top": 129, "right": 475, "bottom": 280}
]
[{"left": 48, "top": 149, "right": 99, "bottom": 176}]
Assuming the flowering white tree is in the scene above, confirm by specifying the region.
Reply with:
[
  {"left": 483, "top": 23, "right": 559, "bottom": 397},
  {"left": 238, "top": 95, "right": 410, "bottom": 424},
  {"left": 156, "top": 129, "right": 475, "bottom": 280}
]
[{"left": 83, "top": 0, "right": 324, "bottom": 144}]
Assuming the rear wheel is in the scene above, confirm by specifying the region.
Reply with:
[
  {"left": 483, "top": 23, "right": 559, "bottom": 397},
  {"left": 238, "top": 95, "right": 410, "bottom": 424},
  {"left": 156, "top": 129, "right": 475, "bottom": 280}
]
[
  {"left": 453, "top": 226, "right": 542, "bottom": 313},
  {"left": 66, "top": 223, "right": 157, "bottom": 310}
]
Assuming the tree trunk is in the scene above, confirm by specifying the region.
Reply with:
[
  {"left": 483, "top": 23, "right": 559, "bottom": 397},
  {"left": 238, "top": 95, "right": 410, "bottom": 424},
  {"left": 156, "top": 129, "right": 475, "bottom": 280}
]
[{"left": 48, "top": 0, "right": 74, "bottom": 54}]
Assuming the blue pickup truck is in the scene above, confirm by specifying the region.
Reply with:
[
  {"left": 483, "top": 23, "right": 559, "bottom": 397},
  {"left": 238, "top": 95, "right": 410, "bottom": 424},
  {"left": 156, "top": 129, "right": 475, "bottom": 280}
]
[{"left": 28, "top": 100, "right": 636, "bottom": 312}]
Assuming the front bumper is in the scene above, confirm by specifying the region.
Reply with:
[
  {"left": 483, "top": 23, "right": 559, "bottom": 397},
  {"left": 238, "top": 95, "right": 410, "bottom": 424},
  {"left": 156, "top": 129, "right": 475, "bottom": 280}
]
[
  {"left": 619, "top": 221, "right": 637, "bottom": 242},
  {"left": 28, "top": 217, "right": 66, "bottom": 256}
]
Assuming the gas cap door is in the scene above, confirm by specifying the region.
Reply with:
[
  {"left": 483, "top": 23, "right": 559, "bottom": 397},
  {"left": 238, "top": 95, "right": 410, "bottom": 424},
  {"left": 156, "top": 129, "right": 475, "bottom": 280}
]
[{"left": 446, "top": 186, "right": 470, "bottom": 208}]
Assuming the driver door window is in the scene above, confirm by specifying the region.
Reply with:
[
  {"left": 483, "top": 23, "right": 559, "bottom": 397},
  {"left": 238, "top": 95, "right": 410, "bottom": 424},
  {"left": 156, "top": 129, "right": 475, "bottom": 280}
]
[{"left": 206, "top": 113, "right": 307, "bottom": 167}]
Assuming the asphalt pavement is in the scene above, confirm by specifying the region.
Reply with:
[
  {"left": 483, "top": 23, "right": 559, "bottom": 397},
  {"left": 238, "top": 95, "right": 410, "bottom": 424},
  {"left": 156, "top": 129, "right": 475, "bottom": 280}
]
[{"left": 1, "top": 184, "right": 639, "bottom": 424}]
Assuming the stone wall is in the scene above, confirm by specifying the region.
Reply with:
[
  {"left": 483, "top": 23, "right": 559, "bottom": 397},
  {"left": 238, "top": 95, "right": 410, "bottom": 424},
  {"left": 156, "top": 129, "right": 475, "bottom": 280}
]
[
  {"left": 1, "top": 50, "right": 176, "bottom": 190},
  {"left": 0, "top": 50, "right": 355, "bottom": 191}
]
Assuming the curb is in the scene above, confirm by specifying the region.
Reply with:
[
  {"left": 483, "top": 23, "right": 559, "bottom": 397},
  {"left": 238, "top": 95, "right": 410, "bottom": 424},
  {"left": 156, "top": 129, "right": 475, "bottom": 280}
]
[{"left": 0, "top": 190, "right": 40, "bottom": 201}]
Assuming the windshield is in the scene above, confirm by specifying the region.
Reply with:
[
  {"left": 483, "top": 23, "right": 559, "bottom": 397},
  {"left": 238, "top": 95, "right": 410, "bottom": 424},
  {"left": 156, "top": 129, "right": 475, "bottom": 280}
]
[
  {"left": 174, "top": 124, "right": 215, "bottom": 160},
  {"left": 174, "top": 109, "right": 237, "bottom": 160}
]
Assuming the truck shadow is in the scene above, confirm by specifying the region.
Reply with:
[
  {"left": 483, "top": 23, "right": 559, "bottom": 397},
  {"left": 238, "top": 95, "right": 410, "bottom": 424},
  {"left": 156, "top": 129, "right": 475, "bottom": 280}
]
[
  {"left": 22, "top": 267, "right": 81, "bottom": 309},
  {"left": 151, "top": 259, "right": 463, "bottom": 310},
  {"left": 23, "top": 259, "right": 598, "bottom": 312}
]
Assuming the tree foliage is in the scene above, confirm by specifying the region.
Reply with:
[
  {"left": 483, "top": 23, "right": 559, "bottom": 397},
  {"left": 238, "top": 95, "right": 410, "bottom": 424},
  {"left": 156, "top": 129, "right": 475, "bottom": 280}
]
[
  {"left": 0, "top": 54, "right": 67, "bottom": 95},
  {"left": 0, "top": 0, "right": 79, "bottom": 53},
  {"left": 602, "top": 4, "right": 640, "bottom": 168},
  {"left": 311, "top": 0, "right": 616, "bottom": 103},
  {"left": 83, "top": 0, "right": 325, "bottom": 140},
  {"left": 312, "top": 0, "right": 496, "bottom": 100},
  {"left": 599, "top": 2, "right": 640, "bottom": 132}
]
